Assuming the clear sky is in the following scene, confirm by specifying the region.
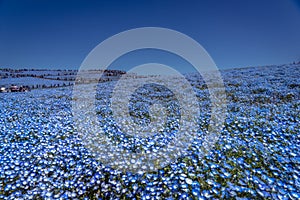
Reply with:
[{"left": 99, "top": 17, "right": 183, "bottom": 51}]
[{"left": 0, "top": 0, "right": 300, "bottom": 70}]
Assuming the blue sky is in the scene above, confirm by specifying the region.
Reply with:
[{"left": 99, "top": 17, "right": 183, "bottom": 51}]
[{"left": 0, "top": 0, "right": 300, "bottom": 70}]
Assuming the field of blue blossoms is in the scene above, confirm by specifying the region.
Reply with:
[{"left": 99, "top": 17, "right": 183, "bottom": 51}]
[{"left": 0, "top": 64, "right": 299, "bottom": 199}]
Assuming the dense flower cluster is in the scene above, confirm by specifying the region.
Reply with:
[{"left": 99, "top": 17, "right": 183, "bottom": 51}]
[{"left": 0, "top": 64, "right": 299, "bottom": 199}]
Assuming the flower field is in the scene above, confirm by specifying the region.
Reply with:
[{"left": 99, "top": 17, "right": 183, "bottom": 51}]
[{"left": 0, "top": 64, "right": 299, "bottom": 199}]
